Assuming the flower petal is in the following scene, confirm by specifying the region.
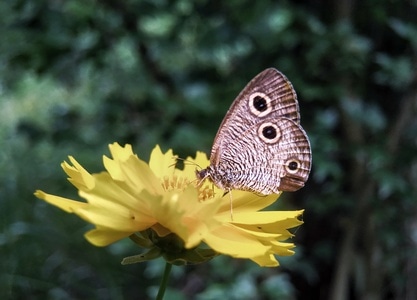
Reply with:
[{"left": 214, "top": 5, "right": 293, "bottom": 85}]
[
  {"left": 221, "top": 192, "right": 281, "bottom": 213},
  {"left": 229, "top": 210, "right": 304, "bottom": 227},
  {"left": 149, "top": 145, "right": 178, "bottom": 179},
  {"left": 84, "top": 228, "right": 133, "bottom": 247},
  {"left": 176, "top": 186, "right": 222, "bottom": 248},
  {"left": 35, "top": 190, "right": 88, "bottom": 213},
  {"left": 75, "top": 197, "right": 156, "bottom": 231},
  {"left": 250, "top": 254, "right": 280, "bottom": 267},
  {"left": 203, "top": 224, "right": 272, "bottom": 258},
  {"left": 108, "top": 142, "right": 134, "bottom": 161},
  {"left": 61, "top": 157, "right": 95, "bottom": 191},
  {"left": 270, "top": 240, "right": 296, "bottom": 256},
  {"left": 77, "top": 172, "right": 154, "bottom": 216},
  {"left": 103, "top": 143, "right": 163, "bottom": 195},
  {"left": 183, "top": 151, "right": 210, "bottom": 177}
]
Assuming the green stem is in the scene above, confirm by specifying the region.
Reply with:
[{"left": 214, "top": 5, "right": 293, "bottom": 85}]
[{"left": 156, "top": 262, "right": 172, "bottom": 300}]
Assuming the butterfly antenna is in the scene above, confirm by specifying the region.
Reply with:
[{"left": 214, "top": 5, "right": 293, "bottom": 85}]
[
  {"left": 176, "top": 157, "right": 203, "bottom": 169},
  {"left": 167, "top": 156, "right": 180, "bottom": 169}
]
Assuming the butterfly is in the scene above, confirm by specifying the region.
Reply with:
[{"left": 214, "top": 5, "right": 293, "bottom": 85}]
[{"left": 196, "top": 68, "right": 311, "bottom": 195}]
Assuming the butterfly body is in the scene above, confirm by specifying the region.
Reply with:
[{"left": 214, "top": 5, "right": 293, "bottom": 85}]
[{"left": 197, "top": 68, "right": 312, "bottom": 195}]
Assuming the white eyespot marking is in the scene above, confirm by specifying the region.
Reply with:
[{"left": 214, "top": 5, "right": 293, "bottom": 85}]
[
  {"left": 249, "top": 92, "right": 272, "bottom": 117},
  {"left": 258, "top": 122, "right": 281, "bottom": 144},
  {"left": 285, "top": 159, "right": 301, "bottom": 174}
]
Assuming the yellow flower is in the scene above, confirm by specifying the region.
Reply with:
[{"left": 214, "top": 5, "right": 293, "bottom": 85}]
[{"left": 35, "top": 143, "right": 303, "bottom": 267}]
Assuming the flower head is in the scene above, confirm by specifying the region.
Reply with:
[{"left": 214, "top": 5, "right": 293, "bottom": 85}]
[{"left": 35, "top": 143, "right": 303, "bottom": 266}]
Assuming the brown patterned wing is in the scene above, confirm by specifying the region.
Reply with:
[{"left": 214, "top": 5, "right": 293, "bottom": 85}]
[
  {"left": 209, "top": 117, "right": 311, "bottom": 194},
  {"left": 198, "top": 68, "right": 311, "bottom": 194},
  {"left": 210, "top": 68, "right": 300, "bottom": 166}
]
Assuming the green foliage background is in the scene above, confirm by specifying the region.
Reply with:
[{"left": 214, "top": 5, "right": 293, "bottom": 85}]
[{"left": 1, "top": 1, "right": 416, "bottom": 299}]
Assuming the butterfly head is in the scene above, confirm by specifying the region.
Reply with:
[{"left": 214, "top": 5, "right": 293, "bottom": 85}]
[
  {"left": 196, "top": 168, "right": 209, "bottom": 183},
  {"left": 196, "top": 165, "right": 232, "bottom": 191}
]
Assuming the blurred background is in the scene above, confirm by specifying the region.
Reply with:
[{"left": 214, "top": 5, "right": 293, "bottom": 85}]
[{"left": 1, "top": 1, "right": 416, "bottom": 299}]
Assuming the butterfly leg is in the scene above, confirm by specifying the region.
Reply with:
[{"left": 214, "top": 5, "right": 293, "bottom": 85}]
[{"left": 227, "top": 190, "right": 233, "bottom": 221}]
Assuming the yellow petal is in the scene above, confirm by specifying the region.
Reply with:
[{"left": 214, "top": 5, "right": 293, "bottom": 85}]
[
  {"left": 251, "top": 254, "right": 280, "bottom": 267},
  {"left": 84, "top": 228, "right": 132, "bottom": 247},
  {"left": 227, "top": 225, "right": 283, "bottom": 239},
  {"left": 34, "top": 190, "right": 88, "bottom": 213},
  {"left": 175, "top": 185, "right": 222, "bottom": 248},
  {"left": 104, "top": 153, "right": 163, "bottom": 195},
  {"left": 203, "top": 225, "right": 271, "bottom": 258},
  {"left": 219, "top": 192, "right": 281, "bottom": 214},
  {"left": 235, "top": 210, "right": 304, "bottom": 237},
  {"left": 228, "top": 210, "right": 304, "bottom": 226},
  {"left": 61, "top": 157, "right": 95, "bottom": 191},
  {"left": 183, "top": 151, "right": 210, "bottom": 178},
  {"left": 75, "top": 198, "right": 156, "bottom": 231},
  {"left": 182, "top": 217, "right": 211, "bottom": 248},
  {"left": 78, "top": 172, "right": 154, "bottom": 215},
  {"left": 148, "top": 189, "right": 192, "bottom": 243},
  {"left": 149, "top": 145, "right": 178, "bottom": 179},
  {"left": 108, "top": 142, "right": 134, "bottom": 161}
]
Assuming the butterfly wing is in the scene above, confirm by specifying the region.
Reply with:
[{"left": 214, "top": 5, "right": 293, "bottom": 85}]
[
  {"left": 207, "top": 68, "right": 311, "bottom": 194},
  {"left": 211, "top": 117, "right": 311, "bottom": 194},
  {"left": 210, "top": 68, "right": 300, "bottom": 166}
]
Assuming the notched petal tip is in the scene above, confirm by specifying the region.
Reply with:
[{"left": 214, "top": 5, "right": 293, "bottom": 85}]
[
  {"left": 108, "top": 143, "right": 134, "bottom": 161},
  {"left": 149, "top": 145, "right": 179, "bottom": 179},
  {"left": 61, "top": 157, "right": 95, "bottom": 190}
]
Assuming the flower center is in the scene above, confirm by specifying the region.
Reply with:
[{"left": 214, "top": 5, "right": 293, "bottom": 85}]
[
  {"left": 162, "top": 175, "right": 190, "bottom": 191},
  {"left": 162, "top": 175, "right": 215, "bottom": 201},
  {"left": 198, "top": 185, "right": 215, "bottom": 201}
]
